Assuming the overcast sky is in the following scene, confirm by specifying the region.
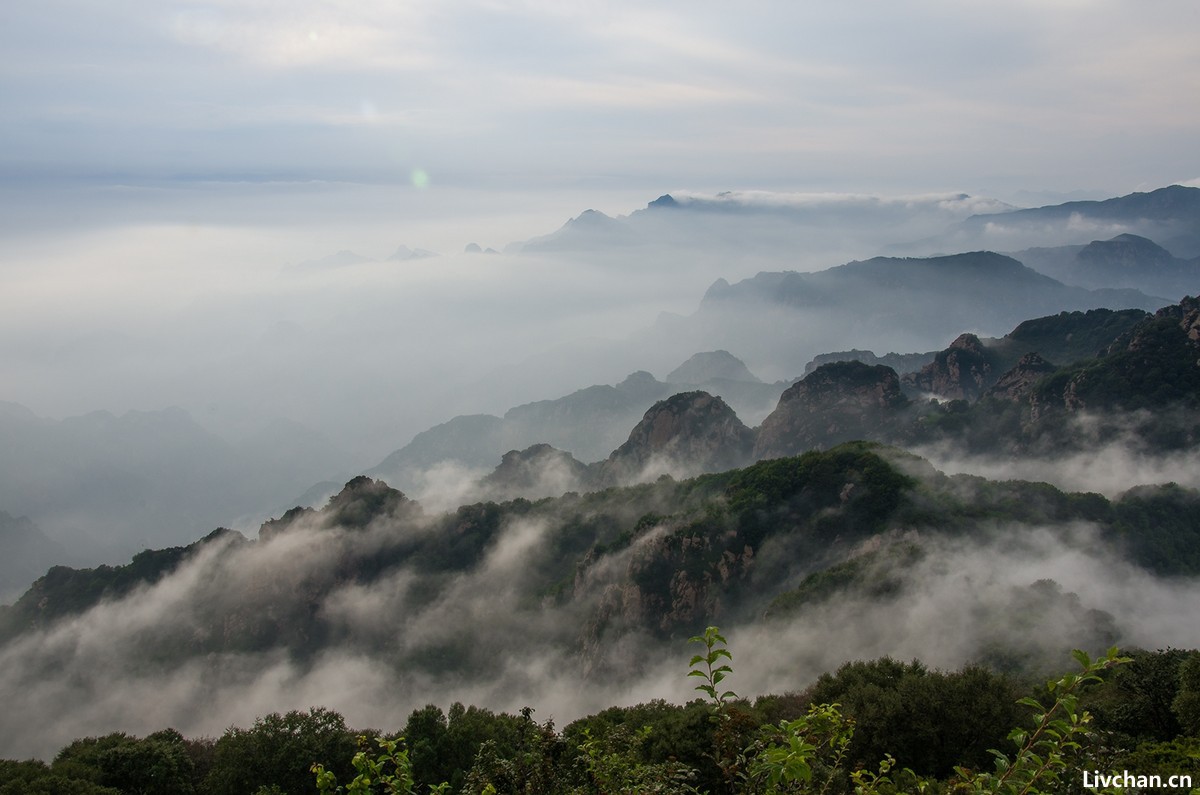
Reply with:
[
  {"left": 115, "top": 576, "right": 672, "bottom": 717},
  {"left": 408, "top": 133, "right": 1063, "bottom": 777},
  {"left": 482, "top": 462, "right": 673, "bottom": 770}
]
[{"left": 2, "top": 0, "right": 1198, "bottom": 201}]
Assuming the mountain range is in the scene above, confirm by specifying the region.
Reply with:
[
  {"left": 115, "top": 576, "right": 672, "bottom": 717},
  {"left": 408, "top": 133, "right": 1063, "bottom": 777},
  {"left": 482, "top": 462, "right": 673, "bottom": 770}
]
[{"left": 2, "top": 184, "right": 1200, "bottom": 760}]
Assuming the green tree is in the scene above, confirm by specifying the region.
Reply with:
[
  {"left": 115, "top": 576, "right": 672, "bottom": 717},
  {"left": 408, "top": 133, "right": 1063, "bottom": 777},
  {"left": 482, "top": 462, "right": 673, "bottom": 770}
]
[{"left": 206, "top": 707, "right": 357, "bottom": 795}]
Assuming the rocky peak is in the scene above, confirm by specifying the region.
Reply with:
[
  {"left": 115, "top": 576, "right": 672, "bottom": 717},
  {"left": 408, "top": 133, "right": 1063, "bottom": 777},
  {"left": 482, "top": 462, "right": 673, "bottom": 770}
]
[
  {"left": 647, "top": 194, "right": 680, "bottom": 209},
  {"left": 902, "top": 333, "right": 1000, "bottom": 400},
  {"left": 600, "top": 391, "right": 754, "bottom": 483},
  {"left": 984, "top": 352, "right": 1058, "bottom": 401},
  {"left": 754, "top": 361, "right": 906, "bottom": 459},
  {"left": 1160, "top": 295, "right": 1200, "bottom": 346},
  {"left": 323, "top": 476, "right": 413, "bottom": 529}
]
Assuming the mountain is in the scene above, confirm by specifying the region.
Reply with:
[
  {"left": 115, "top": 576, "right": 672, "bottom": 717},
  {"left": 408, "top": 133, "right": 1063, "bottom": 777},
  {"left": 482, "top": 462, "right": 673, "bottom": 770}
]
[
  {"left": 597, "top": 391, "right": 755, "bottom": 485},
  {"left": 755, "top": 362, "right": 907, "bottom": 459},
  {"left": 1029, "top": 296, "right": 1200, "bottom": 425},
  {"left": 746, "top": 297, "right": 1200, "bottom": 457},
  {"left": 916, "top": 185, "right": 1200, "bottom": 258},
  {"left": 366, "top": 357, "right": 783, "bottom": 496},
  {"left": 4, "top": 441, "right": 1198, "bottom": 763},
  {"left": 1013, "top": 233, "right": 1200, "bottom": 299},
  {"left": 901, "top": 334, "right": 1000, "bottom": 401},
  {"left": 984, "top": 306, "right": 1149, "bottom": 368},
  {"left": 984, "top": 353, "right": 1059, "bottom": 402},
  {"left": 804, "top": 349, "right": 936, "bottom": 376},
  {"left": 479, "top": 444, "right": 592, "bottom": 500},
  {"left": 0, "top": 512, "right": 66, "bottom": 604},
  {"left": 510, "top": 190, "right": 1019, "bottom": 274},
  {"left": 684, "top": 252, "right": 1165, "bottom": 378},
  {"left": 665, "top": 350, "right": 762, "bottom": 384},
  {"left": 387, "top": 245, "right": 437, "bottom": 261}
]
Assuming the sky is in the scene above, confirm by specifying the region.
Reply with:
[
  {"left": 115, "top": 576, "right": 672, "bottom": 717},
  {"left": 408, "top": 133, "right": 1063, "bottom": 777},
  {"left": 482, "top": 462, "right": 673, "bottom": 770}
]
[{"left": 3, "top": 0, "right": 1198, "bottom": 204}]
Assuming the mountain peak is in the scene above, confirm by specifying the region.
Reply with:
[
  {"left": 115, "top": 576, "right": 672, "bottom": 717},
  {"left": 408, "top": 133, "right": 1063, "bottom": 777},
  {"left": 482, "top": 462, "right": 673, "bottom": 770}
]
[
  {"left": 755, "top": 362, "right": 906, "bottom": 458},
  {"left": 324, "top": 476, "right": 413, "bottom": 529},
  {"left": 647, "top": 194, "right": 680, "bottom": 209},
  {"left": 601, "top": 391, "right": 753, "bottom": 482},
  {"left": 666, "top": 350, "right": 762, "bottom": 385}
]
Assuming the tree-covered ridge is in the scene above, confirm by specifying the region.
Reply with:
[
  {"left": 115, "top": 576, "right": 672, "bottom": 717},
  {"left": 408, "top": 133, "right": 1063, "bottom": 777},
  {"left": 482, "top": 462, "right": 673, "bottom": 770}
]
[{"left": 3, "top": 443, "right": 1198, "bottom": 665}]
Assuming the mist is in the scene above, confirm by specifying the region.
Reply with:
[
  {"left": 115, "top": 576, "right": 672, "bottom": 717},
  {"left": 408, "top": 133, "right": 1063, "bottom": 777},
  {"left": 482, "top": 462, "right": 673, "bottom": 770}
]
[
  {"left": 913, "top": 411, "right": 1200, "bottom": 498},
  {"left": 2, "top": 489, "right": 1198, "bottom": 761}
]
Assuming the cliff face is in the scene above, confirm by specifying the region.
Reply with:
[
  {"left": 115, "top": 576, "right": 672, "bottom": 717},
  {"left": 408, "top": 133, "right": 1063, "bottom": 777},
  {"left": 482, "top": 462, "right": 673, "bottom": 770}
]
[
  {"left": 599, "top": 391, "right": 755, "bottom": 483},
  {"left": 985, "top": 353, "right": 1058, "bottom": 402},
  {"left": 902, "top": 334, "right": 1000, "bottom": 400},
  {"left": 755, "top": 362, "right": 907, "bottom": 459}
]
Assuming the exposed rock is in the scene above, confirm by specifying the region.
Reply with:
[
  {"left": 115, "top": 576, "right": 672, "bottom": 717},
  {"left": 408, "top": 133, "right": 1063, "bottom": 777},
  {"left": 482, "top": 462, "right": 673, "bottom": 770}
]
[
  {"left": 755, "top": 362, "right": 907, "bottom": 458},
  {"left": 599, "top": 391, "right": 754, "bottom": 483},
  {"left": 1156, "top": 294, "right": 1200, "bottom": 347},
  {"left": 984, "top": 353, "right": 1059, "bottom": 401},
  {"left": 902, "top": 334, "right": 1001, "bottom": 400}
]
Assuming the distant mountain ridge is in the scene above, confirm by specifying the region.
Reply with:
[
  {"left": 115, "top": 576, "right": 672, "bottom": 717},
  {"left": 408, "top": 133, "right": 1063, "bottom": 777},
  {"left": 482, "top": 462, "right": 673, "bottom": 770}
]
[
  {"left": 366, "top": 355, "right": 784, "bottom": 494},
  {"left": 915, "top": 184, "right": 1200, "bottom": 258},
  {"left": 682, "top": 251, "right": 1165, "bottom": 378},
  {"left": 1014, "top": 233, "right": 1200, "bottom": 298}
]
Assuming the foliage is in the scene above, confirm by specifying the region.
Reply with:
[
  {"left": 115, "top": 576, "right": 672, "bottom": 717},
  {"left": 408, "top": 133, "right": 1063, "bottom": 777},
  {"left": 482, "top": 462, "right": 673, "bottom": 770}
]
[
  {"left": 312, "top": 735, "right": 447, "bottom": 794},
  {"left": 48, "top": 730, "right": 197, "bottom": 795},
  {"left": 745, "top": 703, "right": 856, "bottom": 794},
  {"left": 951, "top": 647, "right": 1130, "bottom": 795},
  {"left": 574, "top": 725, "right": 699, "bottom": 794},
  {"left": 206, "top": 707, "right": 357, "bottom": 795},
  {"left": 804, "top": 659, "right": 1025, "bottom": 778}
]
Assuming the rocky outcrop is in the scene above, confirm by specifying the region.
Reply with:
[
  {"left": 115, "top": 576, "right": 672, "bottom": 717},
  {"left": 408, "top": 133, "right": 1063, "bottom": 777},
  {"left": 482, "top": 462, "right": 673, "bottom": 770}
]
[
  {"left": 984, "top": 353, "right": 1059, "bottom": 402},
  {"left": 902, "top": 334, "right": 1001, "bottom": 400},
  {"left": 1151, "top": 294, "right": 1200, "bottom": 348},
  {"left": 598, "top": 392, "right": 755, "bottom": 484},
  {"left": 754, "top": 362, "right": 907, "bottom": 458},
  {"left": 480, "top": 444, "right": 591, "bottom": 499}
]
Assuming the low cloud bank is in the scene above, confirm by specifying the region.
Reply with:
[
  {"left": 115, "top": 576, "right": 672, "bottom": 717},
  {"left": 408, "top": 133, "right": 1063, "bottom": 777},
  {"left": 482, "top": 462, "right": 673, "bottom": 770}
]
[{"left": 2, "top": 503, "right": 1198, "bottom": 759}]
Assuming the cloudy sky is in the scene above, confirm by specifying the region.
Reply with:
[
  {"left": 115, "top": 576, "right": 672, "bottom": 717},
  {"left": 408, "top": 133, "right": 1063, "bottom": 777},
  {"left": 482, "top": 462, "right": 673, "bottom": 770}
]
[{"left": 3, "top": 0, "right": 1198, "bottom": 201}]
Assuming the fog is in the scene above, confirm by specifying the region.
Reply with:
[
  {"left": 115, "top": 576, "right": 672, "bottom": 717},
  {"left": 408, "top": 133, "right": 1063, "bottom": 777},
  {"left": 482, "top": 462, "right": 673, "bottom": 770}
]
[
  {"left": 2, "top": 181, "right": 1074, "bottom": 563},
  {"left": 2, "top": 489, "right": 1198, "bottom": 760},
  {"left": 914, "top": 411, "right": 1200, "bottom": 498}
]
